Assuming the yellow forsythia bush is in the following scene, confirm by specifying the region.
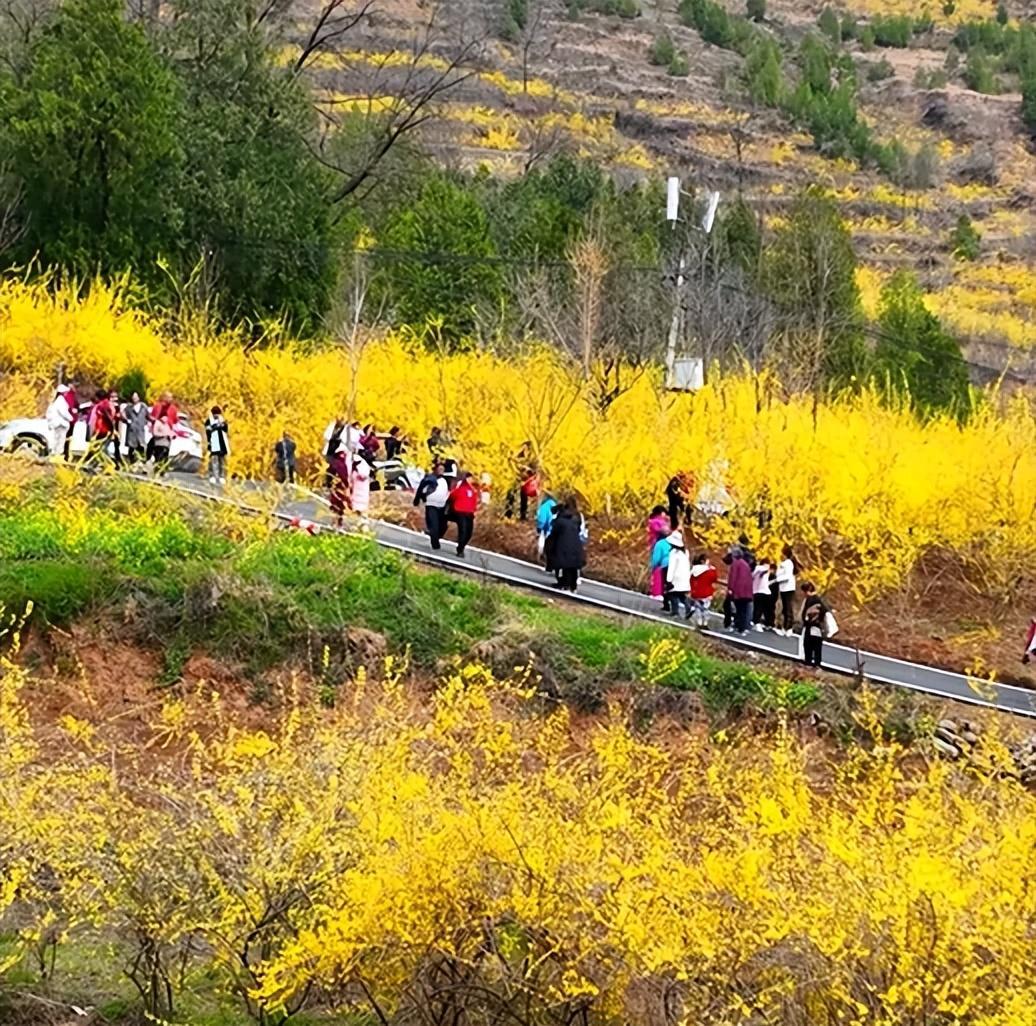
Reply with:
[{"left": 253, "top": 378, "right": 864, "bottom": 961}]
[
  {"left": 2, "top": 276, "right": 1036, "bottom": 602},
  {"left": 2, "top": 657, "right": 1036, "bottom": 1025}
]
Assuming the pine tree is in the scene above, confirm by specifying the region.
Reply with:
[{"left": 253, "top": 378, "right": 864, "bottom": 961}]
[{"left": 874, "top": 271, "right": 970, "bottom": 419}]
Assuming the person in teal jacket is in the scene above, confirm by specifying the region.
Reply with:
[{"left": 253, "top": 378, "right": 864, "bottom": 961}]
[
  {"left": 650, "top": 533, "right": 673, "bottom": 613},
  {"left": 535, "top": 494, "right": 558, "bottom": 561}
]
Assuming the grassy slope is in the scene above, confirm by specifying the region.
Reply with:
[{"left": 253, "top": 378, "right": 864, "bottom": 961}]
[{"left": 0, "top": 469, "right": 816, "bottom": 716}]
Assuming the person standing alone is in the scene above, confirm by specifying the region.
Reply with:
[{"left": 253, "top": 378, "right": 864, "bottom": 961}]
[
  {"left": 800, "top": 582, "right": 830, "bottom": 668},
  {"left": 664, "top": 531, "right": 692, "bottom": 619},
  {"left": 123, "top": 392, "right": 148, "bottom": 466},
  {"left": 349, "top": 453, "right": 372, "bottom": 519},
  {"left": 649, "top": 527, "right": 673, "bottom": 611},
  {"left": 205, "top": 406, "right": 230, "bottom": 484},
  {"left": 274, "top": 432, "right": 297, "bottom": 484},
  {"left": 774, "top": 544, "right": 798, "bottom": 636},
  {"left": 46, "top": 388, "right": 73, "bottom": 458},
  {"left": 726, "top": 547, "right": 754, "bottom": 635},
  {"left": 689, "top": 553, "right": 718, "bottom": 629}
]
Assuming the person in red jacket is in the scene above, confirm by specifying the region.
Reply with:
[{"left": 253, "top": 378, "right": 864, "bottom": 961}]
[
  {"left": 689, "top": 553, "right": 718, "bottom": 629},
  {"left": 151, "top": 392, "right": 179, "bottom": 427},
  {"left": 448, "top": 472, "right": 480, "bottom": 558},
  {"left": 726, "top": 547, "right": 755, "bottom": 635},
  {"left": 89, "top": 389, "right": 122, "bottom": 468},
  {"left": 1023, "top": 618, "right": 1036, "bottom": 665}
]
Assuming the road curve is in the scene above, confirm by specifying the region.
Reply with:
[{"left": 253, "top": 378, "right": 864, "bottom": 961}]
[{"left": 148, "top": 472, "right": 1036, "bottom": 720}]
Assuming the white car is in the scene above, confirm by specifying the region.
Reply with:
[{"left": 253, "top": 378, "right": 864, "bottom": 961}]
[{"left": 0, "top": 408, "right": 204, "bottom": 474}]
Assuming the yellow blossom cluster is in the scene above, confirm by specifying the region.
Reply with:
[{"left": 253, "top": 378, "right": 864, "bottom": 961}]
[
  {"left": 1, "top": 650, "right": 1036, "bottom": 1024},
  {"left": 850, "top": 0, "right": 996, "bottom": 22},
  {"left": 4, "top": 277, "right": 1036, "bottom": 601}
]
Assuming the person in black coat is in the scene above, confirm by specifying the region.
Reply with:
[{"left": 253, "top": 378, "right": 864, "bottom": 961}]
[
  {"left": 274, "top": 432, "right": 297, "bottom": 484},
  {"left": 665, "top": 474, "right": 687, "bottom": 530},
  {"left": 545, "top": 501, "right": 586, "bottom": 593}
]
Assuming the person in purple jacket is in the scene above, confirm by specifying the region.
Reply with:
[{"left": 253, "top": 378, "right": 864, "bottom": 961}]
[{"left": 726, "top": 547, "right": 755, "bottom": 635}]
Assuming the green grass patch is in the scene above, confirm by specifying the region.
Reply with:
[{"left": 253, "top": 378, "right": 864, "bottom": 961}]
[{"left": 0, "top": 482, "right": 816, "bottom": 714}]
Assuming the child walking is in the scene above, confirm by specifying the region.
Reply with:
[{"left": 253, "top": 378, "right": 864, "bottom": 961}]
[{"left": 689, "top": 554, "right": 718, "bottom": 629}]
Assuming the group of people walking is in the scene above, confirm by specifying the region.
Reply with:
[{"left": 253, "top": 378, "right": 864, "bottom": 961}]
[
  {"left": 646, "top": 505, "right": 834, "bottom": 667},
  {"left": 412, "top": 463, "right": 481, "bottom": 557}
]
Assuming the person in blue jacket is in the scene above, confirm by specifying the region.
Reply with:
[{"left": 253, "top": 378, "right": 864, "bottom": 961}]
[
  {"left": 650, "top": 530, "right": 674, "bottom": 613},
  {"left": 535, "top": 492, "right": 558, "bottom": 562}
]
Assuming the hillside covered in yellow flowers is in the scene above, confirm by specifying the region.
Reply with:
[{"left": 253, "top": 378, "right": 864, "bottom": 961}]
[
  {"left": 0, "top": 463, "right": 1034, "bottom": 1026},
  {"left": 2, "top": 276, "right": 1035, "bottom": 681},
  {"left": 2, "top": 582, "right": 1036, "bottom": 1025}
]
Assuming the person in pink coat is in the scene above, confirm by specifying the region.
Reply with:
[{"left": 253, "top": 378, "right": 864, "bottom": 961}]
[
  {"left": 647, "top": 505, "right": 671, "bottom": 600},
  {"left": 349, "top": 455, "right": 372, "bottom": 516}
]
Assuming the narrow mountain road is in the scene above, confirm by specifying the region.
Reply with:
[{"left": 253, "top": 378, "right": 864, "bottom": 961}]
[{"left": 152, "top": 472, "right": 1036, "bottom": 720}]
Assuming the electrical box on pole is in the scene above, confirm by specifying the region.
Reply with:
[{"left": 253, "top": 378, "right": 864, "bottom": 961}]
[{"left": 666, "top": 176, "right": 681, "bottom": 225}]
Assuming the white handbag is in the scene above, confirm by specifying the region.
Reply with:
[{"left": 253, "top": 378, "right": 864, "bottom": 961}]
[{"left": 824, "top": 611, "right": 839, "bottom": 638}]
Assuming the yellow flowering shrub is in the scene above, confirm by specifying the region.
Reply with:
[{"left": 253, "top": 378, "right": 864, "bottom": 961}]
[
  {"left": 3, "top": 277, "right": 1036, "bottom": 602},
  {"left": 1, "top": 657, "right": 1036, "bottom": 1024}
]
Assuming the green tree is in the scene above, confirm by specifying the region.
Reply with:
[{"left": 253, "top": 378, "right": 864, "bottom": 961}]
[
  {"left": 649, "top": 32, "right": 676, "bottom": 65},
  {"left": 874, "top": 271, "right": 969, "bottom": 418},
  {"left": 486, "top": 155, "right": 609, "bottom": 263},
  {"left": 668, "top": 50, "right": 690, "bottom": 76},
  {"left": 950, "top": 213, "right": 981, "bottom": 260},
  {"left": 159, "top": 0, "right": 341, "bottom": 332},
  {"left": 800, "top": 33, "right": 832, "bottom": 93},
  {"left": 764, "top": 187, "right": 868, "bottom": 388},
  {"left": 746, "top": 0, "right": 766, "bottom": 23},
  {"left": 817, "top": 7, "right": 841, "bottom": 43},
  {"left": 964, "top": 47, "right": 999, "bottom": 93},
  {"left": 1, "top": 0, "right": 184, "bottom": 281},
  {"left": 870, "top": 14, "right": 912, "bottom": 47},
  {"left": 745, "top": 38, "right": 783, "bottom": 105},
  {"left": 719, "top": 197, "right": 761, "bottom": 276},
  {"left": 996, "top": 2, "right": 1008, "bottom": 27},
  {"left": 1018, "top": 24, "right": 1036, "bottom": 132},
  {"left": 379, "top": 173, "right": 503, "bottom": 343}
]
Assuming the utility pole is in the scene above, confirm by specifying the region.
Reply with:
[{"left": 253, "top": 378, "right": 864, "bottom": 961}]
[{"left": 664, "top": 178, "right": 720, "bottom": 390}]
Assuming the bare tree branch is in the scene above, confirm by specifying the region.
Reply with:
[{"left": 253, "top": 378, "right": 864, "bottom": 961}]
[{"left": 292, "top": 0, "right": 378, "bottom": 77}]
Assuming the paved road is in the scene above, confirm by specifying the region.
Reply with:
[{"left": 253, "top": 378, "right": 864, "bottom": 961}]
[{"left": 150, "top": 472, "right": 1036, "bottom": 720}]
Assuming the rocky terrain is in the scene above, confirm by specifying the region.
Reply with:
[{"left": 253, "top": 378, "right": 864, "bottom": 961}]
[{"left": 297, "top": 0, "right": 1036, "bottom": 379}]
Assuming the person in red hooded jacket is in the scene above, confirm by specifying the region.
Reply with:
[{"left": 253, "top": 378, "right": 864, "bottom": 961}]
[{"left": 448, "top": 472, "right": 480, "bottom": 558}]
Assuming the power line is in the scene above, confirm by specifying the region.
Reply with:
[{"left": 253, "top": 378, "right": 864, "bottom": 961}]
[{"left": 197, "top": 236, "right": 1033, "bottom": 356}]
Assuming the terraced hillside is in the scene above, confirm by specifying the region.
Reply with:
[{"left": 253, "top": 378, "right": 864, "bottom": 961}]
[{"left": 298, "top": 0, "right": 1036, "bottom": 380}]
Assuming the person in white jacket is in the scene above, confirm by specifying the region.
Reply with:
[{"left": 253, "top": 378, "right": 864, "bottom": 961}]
[
  {"left": 45, "top": 387, "right": 73, "bottom": 457},
  {"left": 665, "top": 530, "right": 692, "bottom": 620},
  {"left": 774, "top": 544, "right": 798, "bottom": 636},
  {"left": 752, "top": 558, "right": 774, "bottom": 633}
]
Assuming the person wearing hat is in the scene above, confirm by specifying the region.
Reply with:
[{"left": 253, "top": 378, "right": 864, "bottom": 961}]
[
  {"left": 46, "top": 386, "right": 74, "bottom": 457},
  {"left": 665, "top": 530, "right": 693, "bottom": 620}
]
